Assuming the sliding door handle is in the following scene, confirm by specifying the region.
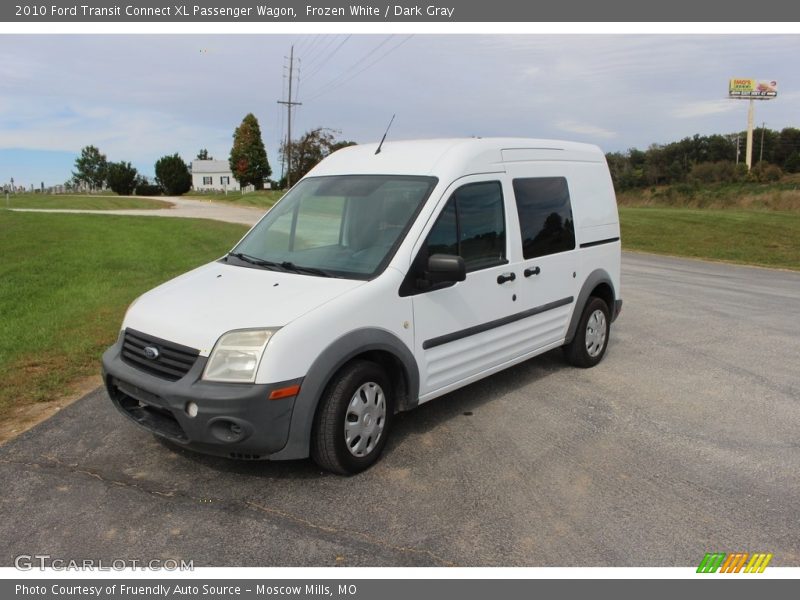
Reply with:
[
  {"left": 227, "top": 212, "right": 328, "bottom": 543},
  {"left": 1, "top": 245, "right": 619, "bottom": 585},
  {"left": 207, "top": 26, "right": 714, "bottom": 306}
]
[{"left": 524, "top": 266, "right": 541, "bottom": 277}]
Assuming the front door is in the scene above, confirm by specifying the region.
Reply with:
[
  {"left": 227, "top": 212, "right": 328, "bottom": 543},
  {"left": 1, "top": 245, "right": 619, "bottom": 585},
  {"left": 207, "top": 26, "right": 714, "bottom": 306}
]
[{"left": 409, "top": 176, "right": 524, "bottom": 400}]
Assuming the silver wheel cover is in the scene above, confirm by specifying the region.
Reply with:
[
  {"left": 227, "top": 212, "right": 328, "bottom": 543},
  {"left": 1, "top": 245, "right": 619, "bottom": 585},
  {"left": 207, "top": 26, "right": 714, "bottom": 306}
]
[
  {"left": 585, "top": 309, "right": 607, "bottom": 358},
  {"left": 344, "top": 382, "right": 387, "bottom": 457}
]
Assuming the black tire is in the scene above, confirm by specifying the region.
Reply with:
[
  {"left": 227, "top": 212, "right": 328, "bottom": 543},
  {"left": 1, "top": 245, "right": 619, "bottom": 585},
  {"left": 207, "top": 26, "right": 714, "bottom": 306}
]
[
  {"left": 311, "top": 360, "right": 393, "bottom": 475},
  {"left": 563, "top": 296, "right": 611, "bottom": 368}
]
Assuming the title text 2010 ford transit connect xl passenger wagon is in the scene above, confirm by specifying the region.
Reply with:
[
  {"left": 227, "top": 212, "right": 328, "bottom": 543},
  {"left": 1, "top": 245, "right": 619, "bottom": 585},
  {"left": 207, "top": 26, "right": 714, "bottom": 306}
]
[{"left": 102, "top": 138, "right": 622, "bottom": 474}]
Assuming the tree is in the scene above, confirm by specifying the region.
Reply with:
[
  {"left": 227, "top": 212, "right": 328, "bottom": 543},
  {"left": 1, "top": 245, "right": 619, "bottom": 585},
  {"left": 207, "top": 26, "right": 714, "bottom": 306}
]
[
  {"left": 196, "top": 148, "right": 212, "bottom": 160},
  {"left": 784, "top": 151, "right": 800, "bottom": 174},
  {"left": 774, "top": 128, "right": 800, "bottom": 167},
  {"left": 73, "top": 145, "right": 107, "bottom": 191},
  {"left": 229, "top": 113, "right": 271, "bottom": 189},
  {"left": 155, "top": 153, "right": 192, "bottom": 196},
  {"left": 105, "top": 161, "right": 138, "bottom": 195},
  {"left": 280, "top": 128, "right": 357, "bottom": 186}
]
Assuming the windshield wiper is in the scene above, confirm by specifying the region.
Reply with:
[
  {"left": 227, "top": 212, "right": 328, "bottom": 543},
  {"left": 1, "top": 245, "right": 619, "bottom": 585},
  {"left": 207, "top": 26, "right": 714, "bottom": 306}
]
[
  {"left": 227, "top": 252, "right": 282, "bottom": 271},
  {"left": 280, "top": 261, "right": 336, "bottom": 278},
  {"left": 228, "top": 253, "right": 335, "bottom": 277}
]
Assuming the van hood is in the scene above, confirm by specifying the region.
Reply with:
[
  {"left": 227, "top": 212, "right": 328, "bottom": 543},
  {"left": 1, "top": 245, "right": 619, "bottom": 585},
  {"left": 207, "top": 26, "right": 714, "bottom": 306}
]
[{"left": 122, "top": 261, "right": 365, "bottom": 355}]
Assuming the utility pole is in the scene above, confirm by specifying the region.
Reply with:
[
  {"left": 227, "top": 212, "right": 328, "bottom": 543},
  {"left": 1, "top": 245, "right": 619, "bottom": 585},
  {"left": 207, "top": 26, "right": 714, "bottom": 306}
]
[
  {"left": 760, "top": 122, "right": 766, "bottom": 164},
  {"left": 277, "top": 45, "right": 302, "bottom": 188},
  {"left": 745, "top": 98, "right": 754, "bottom": 170},
  {"left": 735, "top": 135, "right": 740, "bottom": 165}
]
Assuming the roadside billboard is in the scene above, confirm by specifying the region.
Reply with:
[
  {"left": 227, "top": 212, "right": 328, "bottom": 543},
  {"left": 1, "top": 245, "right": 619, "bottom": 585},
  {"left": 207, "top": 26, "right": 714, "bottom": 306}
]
[{"left": 729, "top": 78, "right": 778, "bottom": 99}]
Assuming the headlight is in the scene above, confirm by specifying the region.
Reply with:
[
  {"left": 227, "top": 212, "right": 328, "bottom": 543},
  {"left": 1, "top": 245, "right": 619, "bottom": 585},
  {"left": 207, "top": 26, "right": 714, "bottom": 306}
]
[{"left": 202, "top": 329, "right": 277, "bottom": 383}]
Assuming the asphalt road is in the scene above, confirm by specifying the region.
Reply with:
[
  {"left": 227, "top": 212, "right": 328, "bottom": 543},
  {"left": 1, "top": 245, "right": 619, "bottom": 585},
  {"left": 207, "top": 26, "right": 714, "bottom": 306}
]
[{"left": 1, "top": 252, "right": 799, "bottom": 567}]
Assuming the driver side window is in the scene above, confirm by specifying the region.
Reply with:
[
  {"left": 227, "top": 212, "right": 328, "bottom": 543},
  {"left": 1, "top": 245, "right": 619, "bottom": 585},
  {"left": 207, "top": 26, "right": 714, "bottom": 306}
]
[
  {"left": 400, "top": 181, "right": 506, "bottom": 296},
  {"left": 426, "top": 181, "right": 506, "bottom": 271}
]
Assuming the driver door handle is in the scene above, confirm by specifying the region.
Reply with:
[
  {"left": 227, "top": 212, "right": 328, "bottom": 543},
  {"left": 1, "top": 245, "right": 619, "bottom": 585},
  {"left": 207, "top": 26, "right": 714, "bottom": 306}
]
[{"left": 497, "top": 272, "right": 516, "bottom": 284}]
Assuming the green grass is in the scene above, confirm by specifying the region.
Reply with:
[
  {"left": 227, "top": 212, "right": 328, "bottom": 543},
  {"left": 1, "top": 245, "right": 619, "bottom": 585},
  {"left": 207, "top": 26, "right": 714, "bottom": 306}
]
[
  {"left": 185, "top": 189, "right": 284, "bottom": 208},
  {"left": 620, "top": 207, "right": 800, "bottom": 269},
  {"left": 0, "top": 211, "right": 247, "bottom": 419},
  {"left": 4, "top": 194, "right": 172, "bottom": 210},
  {"left": 1, "top": 202, "right": 797, "bottom": 425}
]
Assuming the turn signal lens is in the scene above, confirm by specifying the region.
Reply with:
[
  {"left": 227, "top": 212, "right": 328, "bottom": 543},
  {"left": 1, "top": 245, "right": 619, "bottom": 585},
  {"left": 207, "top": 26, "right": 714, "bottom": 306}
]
[{"left": 268, "top": 385, "right": 301, "bottom": 400}]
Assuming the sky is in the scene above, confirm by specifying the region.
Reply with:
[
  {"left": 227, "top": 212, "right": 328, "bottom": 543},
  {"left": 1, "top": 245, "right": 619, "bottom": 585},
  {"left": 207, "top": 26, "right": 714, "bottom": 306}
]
[{"left": 0, "top": 34, "right": 798, "bottom": 187}]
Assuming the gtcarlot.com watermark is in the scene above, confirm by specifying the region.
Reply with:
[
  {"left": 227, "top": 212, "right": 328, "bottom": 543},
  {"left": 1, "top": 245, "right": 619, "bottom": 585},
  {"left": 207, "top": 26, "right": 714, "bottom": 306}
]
[{"left": 14, "top": 554, "right": 193, "bottom": 571}]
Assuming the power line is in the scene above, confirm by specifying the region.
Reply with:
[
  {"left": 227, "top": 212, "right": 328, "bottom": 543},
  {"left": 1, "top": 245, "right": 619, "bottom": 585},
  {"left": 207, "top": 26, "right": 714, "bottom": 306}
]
[
  {"left": 303, "top": 35, "right": 396, "bottom": 99},
  {"left": 302, "top": 36, "right": 340, "bottom": 71},
  {"left": 303, "top": 35, "right": 352, "bottom": 82},
  {"left": 300, "top": 35, "right": 323, "bottom": 61},
  {"left": 293, "top": 35, "right": 313, "bottom": 54},
  {"left": 304, "top": 35, "right": 414, "bottom": 103}
]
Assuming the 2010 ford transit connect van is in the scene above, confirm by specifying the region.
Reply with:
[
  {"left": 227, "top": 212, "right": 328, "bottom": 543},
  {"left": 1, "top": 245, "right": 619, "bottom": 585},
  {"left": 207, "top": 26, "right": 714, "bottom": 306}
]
[{"left": 102, "top": 138, "right": 622, "bottom": 474}]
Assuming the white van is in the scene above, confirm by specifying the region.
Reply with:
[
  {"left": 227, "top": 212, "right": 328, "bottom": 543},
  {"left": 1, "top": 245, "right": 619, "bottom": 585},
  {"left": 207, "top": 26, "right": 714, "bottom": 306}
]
[{"left": 102, "top": 138, "right": 622, "bottom": 474}]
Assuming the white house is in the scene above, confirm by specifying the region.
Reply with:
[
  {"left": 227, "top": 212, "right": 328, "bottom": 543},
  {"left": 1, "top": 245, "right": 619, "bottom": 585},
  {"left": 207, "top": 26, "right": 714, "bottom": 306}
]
[{"left": 191, "top": 160, "right": 240, "bottom": 192}]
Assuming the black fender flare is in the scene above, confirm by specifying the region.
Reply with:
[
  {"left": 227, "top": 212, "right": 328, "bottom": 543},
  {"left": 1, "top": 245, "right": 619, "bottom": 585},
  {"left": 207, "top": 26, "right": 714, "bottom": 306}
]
[
  {"left": 268, "top": 328, "right": 419, "bottom": 460},
  {"left": 564, "top": 269, "right": 616, "bottom": 345}
]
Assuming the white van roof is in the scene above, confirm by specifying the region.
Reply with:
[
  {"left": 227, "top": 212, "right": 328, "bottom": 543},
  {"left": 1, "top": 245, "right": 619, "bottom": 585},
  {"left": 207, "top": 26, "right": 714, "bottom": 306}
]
[{"left": 306, "top": 137, "right": 606, "bottom": 180}]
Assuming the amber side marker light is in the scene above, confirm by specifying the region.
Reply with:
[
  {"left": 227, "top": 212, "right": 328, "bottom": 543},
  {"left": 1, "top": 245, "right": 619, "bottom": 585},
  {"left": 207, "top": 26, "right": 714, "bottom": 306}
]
[{"left": 269, "top": 384, "right": 301, "bottom": 400}]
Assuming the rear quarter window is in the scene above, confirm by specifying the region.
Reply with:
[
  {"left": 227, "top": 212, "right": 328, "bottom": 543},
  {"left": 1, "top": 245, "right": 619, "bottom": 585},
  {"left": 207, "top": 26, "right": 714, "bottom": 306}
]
[{"left": 512, "top": 177, "right": 575, "bottom": 259}]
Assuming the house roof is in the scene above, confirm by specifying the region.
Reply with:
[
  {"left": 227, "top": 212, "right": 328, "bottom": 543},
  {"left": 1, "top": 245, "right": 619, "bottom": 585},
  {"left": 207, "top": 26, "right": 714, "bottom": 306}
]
[{"left": 191, "top": 160, "right": 231, "bottom": 173}]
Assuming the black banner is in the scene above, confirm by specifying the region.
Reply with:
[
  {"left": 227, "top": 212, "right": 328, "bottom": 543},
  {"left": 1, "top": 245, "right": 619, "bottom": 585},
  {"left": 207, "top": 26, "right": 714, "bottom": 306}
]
[
  {"left": 3, "top": 0, "right": 800, "bottom": 22},
  {"left": 4, "top": 579, "right": 800, "bottom": 600}
]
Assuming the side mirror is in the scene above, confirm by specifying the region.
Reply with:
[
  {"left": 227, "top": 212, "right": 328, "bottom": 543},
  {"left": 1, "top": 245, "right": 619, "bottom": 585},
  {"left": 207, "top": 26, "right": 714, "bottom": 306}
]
[{"left": 427, "top": 254, "right": 466, "bottom": 284}]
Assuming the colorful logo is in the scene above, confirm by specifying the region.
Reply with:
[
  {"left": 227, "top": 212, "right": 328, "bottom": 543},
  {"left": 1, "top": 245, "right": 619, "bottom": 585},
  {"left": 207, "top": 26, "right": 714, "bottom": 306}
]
[{"left": 697, "top": 552, "right": 773, "bottom": 573}]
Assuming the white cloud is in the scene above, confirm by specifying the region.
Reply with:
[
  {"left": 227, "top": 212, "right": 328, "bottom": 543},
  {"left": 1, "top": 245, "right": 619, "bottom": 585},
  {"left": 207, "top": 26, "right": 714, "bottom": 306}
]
[
  {"left": 671, "top": 100, "right": 738, "bottom": 119},
  {"left": 555, "top": 120, "right": 617, "bottom": 139},
  {"left": 521, "top": 66, "right": 542, "bottom": 78},
  {"left": 0, "top": 97, "right": 225, "bottom": 165},
  {"left": 1, "top": 33, "right": 799, "bottom": 185}
]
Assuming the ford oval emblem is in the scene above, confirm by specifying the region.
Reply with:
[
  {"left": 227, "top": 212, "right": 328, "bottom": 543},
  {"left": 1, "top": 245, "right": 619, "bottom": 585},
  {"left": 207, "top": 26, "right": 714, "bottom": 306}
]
[{"left": 144, "top": 346, "right": 159, "bottom": 360}]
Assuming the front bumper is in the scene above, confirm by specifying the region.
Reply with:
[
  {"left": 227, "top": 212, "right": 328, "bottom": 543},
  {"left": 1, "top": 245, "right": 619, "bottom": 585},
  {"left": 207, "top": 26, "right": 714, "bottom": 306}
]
[{"left": 102, "top": 337, "right": 300, "bottom": 460}]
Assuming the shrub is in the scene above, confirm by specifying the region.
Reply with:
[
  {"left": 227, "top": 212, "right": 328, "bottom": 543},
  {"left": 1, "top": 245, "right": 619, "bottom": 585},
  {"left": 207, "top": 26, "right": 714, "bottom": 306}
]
[
  {"left": 688, "top": 161, "right": 748, "bottom": 184},
  {"left": 134, "top": 182, "right": 162, "bottom": 196},
  {"left": 751, "top": 163, "right": 783, "bottom": 183},
  {"left": 105, "top": 161, "right": 138, "bottom": 196},
  {"left": 784, "top": 151, "right": 800, "bottom": 174},
  {"left": 154, "top": 153, "right": 191, "bottom": 196}
]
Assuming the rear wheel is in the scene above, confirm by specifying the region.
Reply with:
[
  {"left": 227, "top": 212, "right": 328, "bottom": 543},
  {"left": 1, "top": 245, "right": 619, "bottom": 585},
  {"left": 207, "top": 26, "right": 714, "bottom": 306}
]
[
  {"left": 563, "top": 296, "right": 610, "bottom": 368},
  {"left": 311, "top": 360, "right": 392, "bottom": 475}
]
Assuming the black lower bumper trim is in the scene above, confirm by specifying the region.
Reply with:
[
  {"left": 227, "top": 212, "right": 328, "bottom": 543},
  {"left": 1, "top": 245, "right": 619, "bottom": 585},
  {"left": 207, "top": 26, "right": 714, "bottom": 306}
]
[
  {"left": 113, "top": 385, "right": 188, "bottom": 442},
  {"left": 102, "top": 337, "right": 301, "bottom": 459}
]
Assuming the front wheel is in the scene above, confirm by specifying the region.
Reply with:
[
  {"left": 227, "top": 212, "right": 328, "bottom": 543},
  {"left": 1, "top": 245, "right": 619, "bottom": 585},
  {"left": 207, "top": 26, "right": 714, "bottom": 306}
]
[
  {"left": 563, "top": 296, "right": 611, "bottom": 368},
  {"left": 311, "top": 360, "right": 393, "bottom": 475}
]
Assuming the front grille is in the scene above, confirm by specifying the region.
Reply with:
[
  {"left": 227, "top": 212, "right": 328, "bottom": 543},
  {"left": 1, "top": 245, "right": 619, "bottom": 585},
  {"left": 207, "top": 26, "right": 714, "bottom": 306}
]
[{"left": 121, "top": 328, "right": 199, "bottom": 381}]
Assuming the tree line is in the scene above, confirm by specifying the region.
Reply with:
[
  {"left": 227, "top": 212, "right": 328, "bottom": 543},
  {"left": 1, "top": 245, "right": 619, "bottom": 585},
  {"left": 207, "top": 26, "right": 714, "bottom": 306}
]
[
  {"left": 71, "top": 113, "right": 355, "bottom": 196},
  {"left": 606, "top": 127, "right": 800, "bottom": 190},
  {"left": 71, "top": 146, "right": 197, "bottom": 196}
]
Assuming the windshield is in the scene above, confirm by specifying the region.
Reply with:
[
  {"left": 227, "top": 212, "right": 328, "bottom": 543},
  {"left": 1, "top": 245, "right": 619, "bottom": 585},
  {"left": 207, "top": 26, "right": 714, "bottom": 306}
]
[{"left": 230, "top": 175, "right": 437, "bottom": 279}]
